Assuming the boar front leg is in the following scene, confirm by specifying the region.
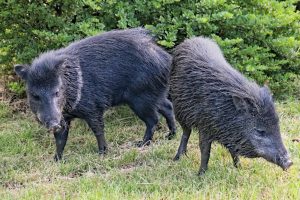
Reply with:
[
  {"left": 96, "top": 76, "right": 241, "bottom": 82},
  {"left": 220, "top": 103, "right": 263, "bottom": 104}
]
[
  {"left": 86, "top": 114, "right": 107, "bottom": 155},
  {"left": 54, "top": 119, "right": 71, "bottom": 161}
]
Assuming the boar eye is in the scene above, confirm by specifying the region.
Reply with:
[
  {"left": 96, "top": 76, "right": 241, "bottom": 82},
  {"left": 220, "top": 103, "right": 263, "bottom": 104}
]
[
  {"left": 55, "top": 91, "right": 59, "bottom": 97},
  {"left": 31, "top": 94, "right": 40, "bottom": 101},
  {"left": 255, "top": 128, "right": 266, "bottom": 137}
]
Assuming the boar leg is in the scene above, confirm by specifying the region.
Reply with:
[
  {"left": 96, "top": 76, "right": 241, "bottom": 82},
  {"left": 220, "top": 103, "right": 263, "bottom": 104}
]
[
  {"left": 86, "top": 116, "right": 107, "bottom": 154},
  {"left": 158, "top": 98, "right": 177, "bottom": 140},
  {"left": 199, "top": 133, "right": 212, "bottom": 175},
  {"left": 139, "top": 113, "right": 159, "bottom": 147},
  {"left": 229, "top": 150, "right": 240, "bottom": 168},
  {"left": 173, "top": 126, "right": 191, "bottom": 160},
  {"left": 54, "top": 120, "right": 71, "bottom": 161},
  {"left": 131, "top": 106, "right": 159, "bottom": 147},
  {"left": 128, "top": 98, "right": 159, "bottom": 146}
]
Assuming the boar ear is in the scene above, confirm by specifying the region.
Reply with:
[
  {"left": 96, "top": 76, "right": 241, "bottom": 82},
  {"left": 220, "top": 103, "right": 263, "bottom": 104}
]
[
  {"left": 262, "top": 85, "right": 272, "bottom": 94},
  {"left": 54, "top": 56, "right": 69, "bottom": 71},
  {"left": 232, "top": 96, "right": 249, "bottom": 112},
  {"left": 14, "top": 64, "right": 28, "bottom": 80},
  {"left": 261, "top": 85, "right": 273, "bottom": 102}
]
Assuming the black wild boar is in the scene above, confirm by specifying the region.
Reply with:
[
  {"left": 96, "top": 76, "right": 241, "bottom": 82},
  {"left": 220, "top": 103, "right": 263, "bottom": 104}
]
[
  {"left": 14, "top": 28, "right": 176, "bottom": 160},
  {"left": 170, "top": 37, "right": 292, "bottom": 175}
]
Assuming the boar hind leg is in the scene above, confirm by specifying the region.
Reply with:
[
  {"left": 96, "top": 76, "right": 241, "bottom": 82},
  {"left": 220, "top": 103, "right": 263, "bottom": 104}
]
[
  {"left": 54, "top": 120, "right": 71, "bottom": 161},
  {"left": 199, "top": 133, "right": 212, "bottom": 175},
  {"left": 138, "top": 112, "right": 159, "bottom": 147},
  {"left": 229, "top": 150, "right": 240, "bottom": 168},
  {"left": 86, "top": 115, "right": 107, "bottom": 154},
  {"left": 130, "top": 102, "right": 159, "bottom": 147},
  {"left": 158, "top": 98, "right": 177, "bottom": 140},
  {"left": 174, "top": 125, "right": 191, "bottom": 161}
]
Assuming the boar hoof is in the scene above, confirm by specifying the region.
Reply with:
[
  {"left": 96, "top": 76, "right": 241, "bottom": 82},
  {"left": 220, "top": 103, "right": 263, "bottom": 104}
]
[
  {"left": 165, "top": 132, "right": 176, "bottom": 140},
  {"left": 54, "top": 154, "right": 62, "bottom": 162},
  {"left": 99, "top": 147, "right": 107, "bottom": 155},
  {"left": 233, "top": 161, "right": 241, "bottom": 168},
  {"left": 198, "top": 169, "right": 206, "bottom": 176},
  {"left": 136, "top": 140, "right": 151, "bottom": 147},
  {"left": 173, "top": 154, "right": 180, "bottom": 161}
]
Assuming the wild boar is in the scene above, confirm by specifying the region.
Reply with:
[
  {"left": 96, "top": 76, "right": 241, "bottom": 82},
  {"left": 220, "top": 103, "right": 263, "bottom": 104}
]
[
  {"left": 15, "top": 28, "right": 176, "bottom": 160},
  {"left": 170, "top": 37, "right": 292, "bottom": 175}
]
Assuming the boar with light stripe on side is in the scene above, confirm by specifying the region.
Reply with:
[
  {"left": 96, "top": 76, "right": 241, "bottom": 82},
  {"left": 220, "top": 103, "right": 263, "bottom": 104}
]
[{"left": 14, "top": 28, "right": 176, "bottom": 161}]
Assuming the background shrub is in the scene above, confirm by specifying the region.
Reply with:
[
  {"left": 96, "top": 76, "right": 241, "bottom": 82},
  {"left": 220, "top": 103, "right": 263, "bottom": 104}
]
[{"left": 0, "top": 0, "right": 299, "bottom": 99}]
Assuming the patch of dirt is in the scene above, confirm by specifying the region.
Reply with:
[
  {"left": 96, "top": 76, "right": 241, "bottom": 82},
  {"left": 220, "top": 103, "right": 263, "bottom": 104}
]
[
  {"left": 9, "top": 98, "right": 29, "bottom": 113},
  {"left": 119, "top": 161, "right": 146, "bottom": 174},
  {"left": 120, "top": 165, "right": 137, "bottom": 173},
  {"left": 3, "top": 181, "right": 24, "bottom": 190},
  {"left": 0, "top": 75, "right": 28, "bottom": 113}
]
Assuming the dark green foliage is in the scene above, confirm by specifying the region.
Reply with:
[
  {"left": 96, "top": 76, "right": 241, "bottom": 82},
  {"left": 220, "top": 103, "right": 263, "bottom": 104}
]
[{"left": 0, "top": 0, "right": 299, "bottom": 98}]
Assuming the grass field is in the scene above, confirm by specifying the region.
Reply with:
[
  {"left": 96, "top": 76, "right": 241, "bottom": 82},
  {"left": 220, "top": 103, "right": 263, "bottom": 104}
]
[{"left": 0, "top": 101, "right": 299, "bottom": 199}]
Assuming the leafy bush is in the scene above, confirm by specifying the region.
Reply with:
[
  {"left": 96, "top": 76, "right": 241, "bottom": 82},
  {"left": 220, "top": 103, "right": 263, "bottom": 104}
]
[{"left": 0, "top": 0, "right": 299, "bottom": 99}]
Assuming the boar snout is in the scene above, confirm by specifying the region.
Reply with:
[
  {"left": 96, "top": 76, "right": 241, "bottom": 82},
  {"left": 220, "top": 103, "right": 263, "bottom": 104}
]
[
  {"left": 47, "top": 120, "right": 62, "bottom": 132},
  {"left": 278, "top": 155, "right": 293, "bottom": 171}
]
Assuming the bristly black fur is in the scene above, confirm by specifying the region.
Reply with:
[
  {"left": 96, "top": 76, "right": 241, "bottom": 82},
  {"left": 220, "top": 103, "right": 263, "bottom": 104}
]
[
  {"left": 170, "top": 37, "right": 292, "bottom": 174},
  {"left": 15, "top": 28, "right": 177, "bottom": 160}
]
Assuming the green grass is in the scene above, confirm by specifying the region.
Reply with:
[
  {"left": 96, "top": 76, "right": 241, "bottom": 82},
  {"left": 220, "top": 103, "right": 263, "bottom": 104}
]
[{"left": 0, "top": 101, "right": 299, "bottom": 199}]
